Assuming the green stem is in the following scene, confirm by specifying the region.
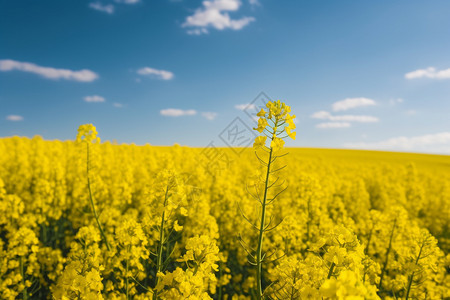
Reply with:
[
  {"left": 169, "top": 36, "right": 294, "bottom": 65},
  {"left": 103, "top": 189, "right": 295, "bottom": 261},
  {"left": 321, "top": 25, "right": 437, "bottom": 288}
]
[
  {"left": 405, "top": 239, "right": 425, "bottom": 300},
  {"left": 153, "top": 186, "right": 169, "bottom": 300},
  {"left": 20, "top": 256, "right": 28, "bottom": 300},
  {"left": 306, "top": 198, "right": 311, "bottom": 243},
  {"left": 405, "top": 274, "right": 414, "bottom": 300},
  {"left": 327, "top": 262, "right": 335, "bottom": 279},
  {"left": 291, "top": 275, "right": 297, "bottom": 299},
  {"left": 379, "top": 217, "right": 397, "bottom": 290},
  {"left": 218, "top": 263, "right": 223, "bottom": 300},
  {"left": 126, "top": 245, "right": 130, "bottom": 300},
  {"left": 86, "top": 143, "right": 111, "bottom": 251},
  {"left": 256, "top": 130, "right": 276, "bottom": 300},
  {"left": 365, "top": 224, "right": 374, "bottom": 255}
]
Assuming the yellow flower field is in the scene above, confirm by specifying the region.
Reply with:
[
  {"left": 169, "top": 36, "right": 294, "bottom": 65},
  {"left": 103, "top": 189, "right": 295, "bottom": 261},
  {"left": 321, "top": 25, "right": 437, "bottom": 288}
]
[{"left": 1, "top": 102, "right": 449, "bottom": 299}]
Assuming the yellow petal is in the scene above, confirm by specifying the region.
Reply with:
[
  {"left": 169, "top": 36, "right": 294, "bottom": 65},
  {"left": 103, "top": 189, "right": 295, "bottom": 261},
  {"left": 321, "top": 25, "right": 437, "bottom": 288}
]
[
  {"left": 256, "top": 109, "right": 266, "bottom": 117},
  {"left": 253, "top": 136, "right": 267, "bottom": 148}
]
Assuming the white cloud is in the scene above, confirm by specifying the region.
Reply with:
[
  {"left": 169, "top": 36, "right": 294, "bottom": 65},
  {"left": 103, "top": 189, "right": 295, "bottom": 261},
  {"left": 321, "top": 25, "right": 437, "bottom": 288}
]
[
  {"left": 316, "top": 122, "right": 351, "bottom": 129},
  {"left": 405, "top": 67, "right": 450, "bottom": 80},
  {"left": 311, "top": 111, "right": 331, "bottom": 119},
  {"left": 182, "top": 0, "right": 255, "bottom": 33},
  {"left": 0, "top": 59, "right": 98, "bottom": 82},
  {"left": 389, "top": 98, "right": 404, "bottom": 106},
  {"left": 187, "top": 28, "right": 209, "bottom": 35},
  {"left": 137, "top": 67, "right": 174, "bottom": 80},
  {"left": 249, "top": 0, "right": 260, "bottom": 5},
  {"left": 160, "top": 109, "right": 216, "bottom": 119},
  {"left": 235, "top": 103, "right": 256, "bottom": 110},
  {"left": 311, "top": 111, "right": 379, "bottom": 123},
  {"left": 113, "top": 103, "right": 124, "bottom": 108},
  {"left": 6, "top": 115, "right": 24, "bottom": 121},
  {"left": 202, "top": 112, "right": 218, "bottom": 120},
  {"left": 332, "top": 97, "right": 376, "bottom": 112},
  {"left": 115, "top": 0, "right": 139, "bottom": 4},
  {"left": 344, "top": 132, "right": 450, "bottom": 153},
  {"left": 160, "top": 109, "right": 197, "bottom": 117},
  {"left": 84, "top": 95, "right": 105, "bottom": 103},
  {"left": 89, "top": 2, "right": 115, "bottom": 14}
]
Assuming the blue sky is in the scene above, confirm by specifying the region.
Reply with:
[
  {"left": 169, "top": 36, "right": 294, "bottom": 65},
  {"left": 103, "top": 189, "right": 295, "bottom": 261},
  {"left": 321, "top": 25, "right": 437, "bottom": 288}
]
[{"left": 1, "top": 0, "right": 450, "bottom": 153}]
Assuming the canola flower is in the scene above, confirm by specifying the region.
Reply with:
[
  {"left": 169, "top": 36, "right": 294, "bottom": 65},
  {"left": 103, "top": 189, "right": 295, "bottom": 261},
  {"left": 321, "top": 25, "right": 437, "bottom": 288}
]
[
  {"left": 77, "top": 124, "right": 111, "bottom": 251},
  {"left": 151, "top": 170, "right": 188, "bottom": 300},
  {"left": 0, "top": 107, "right": 449, "bottom": 299},
  {"left": 245, "top": 100, "right": 296, "bottom": 299}
]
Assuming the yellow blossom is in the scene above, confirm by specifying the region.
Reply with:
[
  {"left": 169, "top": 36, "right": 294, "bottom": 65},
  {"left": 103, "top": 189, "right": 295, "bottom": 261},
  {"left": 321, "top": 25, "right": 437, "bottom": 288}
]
[
  {"left": 270, "top": 137, "right": 285, "bottom": 152},
  {"left": 253, "top": 136, "right": 267, "bottom": 148},
  {"left": 76, "top": 124, "right": 100, "bottom": 144}
]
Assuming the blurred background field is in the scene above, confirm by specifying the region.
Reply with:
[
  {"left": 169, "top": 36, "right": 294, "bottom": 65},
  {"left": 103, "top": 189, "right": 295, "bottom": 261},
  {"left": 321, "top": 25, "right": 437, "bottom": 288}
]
[{"left": 0, "top": 136, "right": 449, "bottom": 299}]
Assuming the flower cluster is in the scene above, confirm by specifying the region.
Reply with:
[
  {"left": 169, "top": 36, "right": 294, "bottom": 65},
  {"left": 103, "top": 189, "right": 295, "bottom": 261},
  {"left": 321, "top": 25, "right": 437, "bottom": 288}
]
[
  {"left": 253, "top": 100, "right": 296, "bottom": 151},
  {"left": 76, "top": 123, "right": 100, "bottom": 144},
  {"left": 0, "top": 112, "right": 448, "bottom": 299},
  {"left": 52, "top": 226, "right": 105, "bottom": 299},
  {"left": 156, "top": 235, "right": 220, "bottom": 299}
]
